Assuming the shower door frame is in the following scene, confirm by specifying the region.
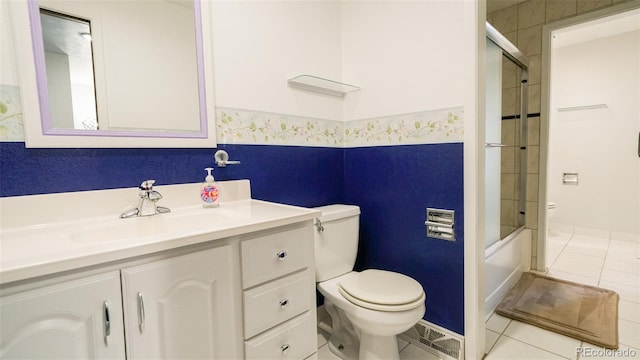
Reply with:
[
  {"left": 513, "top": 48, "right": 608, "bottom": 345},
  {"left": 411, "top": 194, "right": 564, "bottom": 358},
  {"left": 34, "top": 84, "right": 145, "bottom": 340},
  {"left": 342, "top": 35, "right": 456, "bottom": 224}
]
[{"left": 486, "top": 22, "right": 529, "bottom": 249}]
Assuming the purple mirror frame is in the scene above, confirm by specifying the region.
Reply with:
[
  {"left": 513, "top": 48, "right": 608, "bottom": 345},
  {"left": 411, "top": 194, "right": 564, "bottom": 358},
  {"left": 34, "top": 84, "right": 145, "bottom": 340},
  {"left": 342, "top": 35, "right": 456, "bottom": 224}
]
[{"left": 27, "top": 0, "right": 208, "bottom": 139}]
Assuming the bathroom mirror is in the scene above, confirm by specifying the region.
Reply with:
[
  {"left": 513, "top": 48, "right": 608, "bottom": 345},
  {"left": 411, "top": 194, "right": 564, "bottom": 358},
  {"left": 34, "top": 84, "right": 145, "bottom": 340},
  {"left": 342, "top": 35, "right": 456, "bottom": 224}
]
[{"left": 10, "top": 0, "right": 217, "bottom": 148}]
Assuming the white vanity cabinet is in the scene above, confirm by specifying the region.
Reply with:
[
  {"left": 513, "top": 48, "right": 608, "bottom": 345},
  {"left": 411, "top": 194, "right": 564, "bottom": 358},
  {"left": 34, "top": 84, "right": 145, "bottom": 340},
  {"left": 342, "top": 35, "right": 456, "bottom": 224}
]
[
  {"left": 0, "top": 271, "right": 126, "bottom": 359},
  {"left": 0, "top": 245, "right": 240, "bottom": 360},
  {"left": 241, "top": 223, "right": 318, "bottom": 360},
  {"left": 121, "top": 245, "right": 239, "bottom": 360},
  {"left": 0, "top": 187, "right": 319, "bottom": 360}
]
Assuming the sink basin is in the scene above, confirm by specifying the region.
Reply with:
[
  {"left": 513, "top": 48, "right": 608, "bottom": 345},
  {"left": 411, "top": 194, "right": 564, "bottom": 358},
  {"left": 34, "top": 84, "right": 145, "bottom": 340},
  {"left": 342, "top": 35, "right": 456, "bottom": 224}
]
[
  {"left": 71, "top": 210, "right": 234, "bottom": 244},
  {"left": 71, "top": 219, "right": 164, "bottom": 243}
]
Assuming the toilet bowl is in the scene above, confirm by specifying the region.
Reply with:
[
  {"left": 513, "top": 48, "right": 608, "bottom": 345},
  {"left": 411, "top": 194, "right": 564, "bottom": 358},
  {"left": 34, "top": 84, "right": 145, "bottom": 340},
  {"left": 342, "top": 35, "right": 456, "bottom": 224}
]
[{"left": 313, "top": 205, "right": 426, "bottom": 360}]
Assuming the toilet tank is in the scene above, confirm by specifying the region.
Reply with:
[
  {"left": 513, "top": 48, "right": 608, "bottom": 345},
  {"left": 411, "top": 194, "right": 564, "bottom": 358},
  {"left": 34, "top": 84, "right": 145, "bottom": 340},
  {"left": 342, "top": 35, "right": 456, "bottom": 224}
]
[{"left": 313, "top": 204, "right": 361, "bottom": 282}]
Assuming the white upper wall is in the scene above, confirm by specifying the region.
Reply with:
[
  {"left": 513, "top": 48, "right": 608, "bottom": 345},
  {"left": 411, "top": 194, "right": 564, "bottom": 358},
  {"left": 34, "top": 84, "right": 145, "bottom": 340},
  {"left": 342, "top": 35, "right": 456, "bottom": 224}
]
[
  {"left": 211, "top": 1, "right": 344, "bottom": 121},
  {"left": 341, "top": 1, "right": 466, "bottom": 121},
  {"left": 211, "top": 1, "right": 467, "bottom": 123},
  {"left": 1, "top": 0, "right": 19, "bottom": 86},
  {"left": 4, "top": 1, "right": 470, "bottom": 124}
]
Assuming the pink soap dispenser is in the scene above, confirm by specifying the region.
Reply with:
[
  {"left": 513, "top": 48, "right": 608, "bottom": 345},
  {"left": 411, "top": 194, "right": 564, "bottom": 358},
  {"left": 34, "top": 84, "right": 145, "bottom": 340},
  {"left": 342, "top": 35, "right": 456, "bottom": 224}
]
[{"left": 200, "top": 167, "right": 219, "bottom": 208}]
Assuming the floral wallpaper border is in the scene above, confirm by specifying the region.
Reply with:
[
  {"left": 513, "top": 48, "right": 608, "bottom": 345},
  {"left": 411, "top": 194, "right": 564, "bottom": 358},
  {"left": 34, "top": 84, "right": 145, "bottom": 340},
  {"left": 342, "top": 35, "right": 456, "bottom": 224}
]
[
  {"left": 0, "top": 83, "right": 464, "bottom": 147},
  {"left": 343, "top": 107, "right": 463, "bottom": 147},
  {"left": 217, "top": 106, "right": 464, "bottom": 148},
  {"left": 216, "top": 108, "right": 345, "bottom": 147},
  {"left": 0, "top": 85, "right": 25, "bottom": 142}
]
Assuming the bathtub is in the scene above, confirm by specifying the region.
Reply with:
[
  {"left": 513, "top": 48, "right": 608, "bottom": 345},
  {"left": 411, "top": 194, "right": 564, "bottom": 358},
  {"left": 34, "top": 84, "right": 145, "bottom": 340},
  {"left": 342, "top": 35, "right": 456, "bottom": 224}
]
[{"left": 484, "top": 228, "right": 532, "bottom": 319}]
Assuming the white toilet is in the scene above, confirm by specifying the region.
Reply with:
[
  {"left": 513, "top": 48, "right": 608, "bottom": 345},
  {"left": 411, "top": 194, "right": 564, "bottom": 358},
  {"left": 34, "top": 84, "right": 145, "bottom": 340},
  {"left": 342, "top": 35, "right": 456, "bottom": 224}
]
[{"left": 313, "top": 204, "right": 426, "bottom": 360}]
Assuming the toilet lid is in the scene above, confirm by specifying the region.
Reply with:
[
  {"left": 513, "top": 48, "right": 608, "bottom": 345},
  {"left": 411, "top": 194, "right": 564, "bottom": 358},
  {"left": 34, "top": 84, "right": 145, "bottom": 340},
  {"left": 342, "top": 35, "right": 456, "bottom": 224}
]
[{"left": 338, "top": 269, "right": 425, "bottom": 312}]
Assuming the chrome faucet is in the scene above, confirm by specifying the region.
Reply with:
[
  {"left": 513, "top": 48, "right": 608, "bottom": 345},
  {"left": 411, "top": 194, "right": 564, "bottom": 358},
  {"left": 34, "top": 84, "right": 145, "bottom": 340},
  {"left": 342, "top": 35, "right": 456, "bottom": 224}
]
[{"left": 120, "top": 180, "right": 171, "bottom": 218}]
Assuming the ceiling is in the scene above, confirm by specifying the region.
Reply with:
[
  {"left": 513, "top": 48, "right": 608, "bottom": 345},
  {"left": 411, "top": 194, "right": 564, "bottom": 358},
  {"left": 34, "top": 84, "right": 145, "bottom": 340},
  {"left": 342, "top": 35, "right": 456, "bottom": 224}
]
[{"left": 40, "top": 11, "right": 92, "bottom": 60}]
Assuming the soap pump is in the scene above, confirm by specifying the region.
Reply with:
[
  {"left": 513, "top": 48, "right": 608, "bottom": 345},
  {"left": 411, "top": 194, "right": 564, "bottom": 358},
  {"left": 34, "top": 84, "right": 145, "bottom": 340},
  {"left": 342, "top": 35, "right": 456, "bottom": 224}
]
[{"left": 200, "top": 167, "right": 219, "bottom": 208}]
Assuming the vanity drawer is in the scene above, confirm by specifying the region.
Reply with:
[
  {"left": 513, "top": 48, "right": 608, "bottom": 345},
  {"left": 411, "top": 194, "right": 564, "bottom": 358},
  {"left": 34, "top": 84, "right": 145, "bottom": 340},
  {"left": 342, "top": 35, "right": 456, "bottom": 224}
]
[
  {"left": 244, "top": 311, "right": 316, "bottom": 360},
  {"left": 241, "top": 225, "right": 312, "bottom": 288},
  {"left": 244, "top": 269, "right": 313, "bottom": 338}
]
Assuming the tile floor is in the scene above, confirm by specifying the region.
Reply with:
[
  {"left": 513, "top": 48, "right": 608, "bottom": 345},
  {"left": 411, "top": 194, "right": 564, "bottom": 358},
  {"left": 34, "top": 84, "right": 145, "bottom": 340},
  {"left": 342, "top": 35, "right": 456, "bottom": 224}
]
[
  {"left": 486, "top": 226, "right": 639, "bottom": 360},
  {"left": 316, "top": 226, "right": 640, "bottom": 359}
]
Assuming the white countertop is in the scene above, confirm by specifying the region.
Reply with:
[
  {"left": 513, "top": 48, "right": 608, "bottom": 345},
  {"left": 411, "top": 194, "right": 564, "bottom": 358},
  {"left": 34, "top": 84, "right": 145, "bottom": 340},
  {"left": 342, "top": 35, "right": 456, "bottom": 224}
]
[{"left": 0, "top": 181, "right": 319, "bottom": 285}]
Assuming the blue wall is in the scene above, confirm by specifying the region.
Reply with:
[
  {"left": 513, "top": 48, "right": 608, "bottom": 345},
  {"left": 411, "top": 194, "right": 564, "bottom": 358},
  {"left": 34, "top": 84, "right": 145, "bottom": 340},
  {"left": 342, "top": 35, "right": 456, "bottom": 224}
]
[
  {"left": 0, "top": 143, "right": 344, "bottom": 207},
  {"left": 344, "top": 143, "right": 465, "bottom": 335},
  {"left": 0, "top": 141, "right": 464, "bottom": 335}
]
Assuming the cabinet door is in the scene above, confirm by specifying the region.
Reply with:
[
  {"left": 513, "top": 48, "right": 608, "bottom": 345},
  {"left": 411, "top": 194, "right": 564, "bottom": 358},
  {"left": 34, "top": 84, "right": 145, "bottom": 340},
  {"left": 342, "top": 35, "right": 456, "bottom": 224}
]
[
  {"left": 0, "top": 271, "right": 125, "bottom": 359},
  {"left": 121, "top": 245, "right": 239, "bottom": 359}
]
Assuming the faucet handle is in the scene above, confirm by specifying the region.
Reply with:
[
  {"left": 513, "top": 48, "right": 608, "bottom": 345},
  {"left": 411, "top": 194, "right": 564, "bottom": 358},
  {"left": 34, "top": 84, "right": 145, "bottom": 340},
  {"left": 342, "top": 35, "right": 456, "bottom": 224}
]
[
  {"left": 139, "top": 180, "right": 156, "bottom": 190},
  {"left": 148, "top": 190, "right": 163, "bottom": 201}
]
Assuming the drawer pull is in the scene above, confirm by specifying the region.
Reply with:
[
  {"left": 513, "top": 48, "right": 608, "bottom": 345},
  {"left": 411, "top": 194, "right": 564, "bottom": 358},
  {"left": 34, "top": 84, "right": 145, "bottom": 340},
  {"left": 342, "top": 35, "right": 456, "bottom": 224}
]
[
  {"left": 280, "top": 344, "right": 290, "bottom": 355},
  {"left": 103, "top": 301, "right": 111, "bottom": 339},
  {"left": 276, "top": 251, "right": 287, "bottom": 261},
  {"left": 137, "top": 292, "right": 145, "bottom": 333},
  {"left": 279, "top": 298, "right": 289, "bottom": 309}
]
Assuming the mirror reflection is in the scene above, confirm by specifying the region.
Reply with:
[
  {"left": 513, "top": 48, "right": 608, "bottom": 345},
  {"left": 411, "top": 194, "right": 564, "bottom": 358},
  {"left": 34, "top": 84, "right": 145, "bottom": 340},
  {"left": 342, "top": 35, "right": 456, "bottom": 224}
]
[
  {"left": 40, "top": 9, "right": 97, "bottom": 130},
  {"left": 35, "top": 0, "right": 203, "bottom": 135}
]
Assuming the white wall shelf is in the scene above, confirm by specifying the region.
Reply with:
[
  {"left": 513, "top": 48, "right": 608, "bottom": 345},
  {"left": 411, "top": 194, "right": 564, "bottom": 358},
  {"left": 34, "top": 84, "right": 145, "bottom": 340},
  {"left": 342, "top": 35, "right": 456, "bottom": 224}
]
[{"left": 287, "top": 75, "right": 359, "bottom": 97}]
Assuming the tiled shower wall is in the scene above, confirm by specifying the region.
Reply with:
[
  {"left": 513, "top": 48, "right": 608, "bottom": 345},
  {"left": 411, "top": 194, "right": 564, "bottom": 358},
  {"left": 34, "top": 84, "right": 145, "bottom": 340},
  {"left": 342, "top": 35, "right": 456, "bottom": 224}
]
[{"left": 488, "top": 0, "right": 634, "bottom": 268}]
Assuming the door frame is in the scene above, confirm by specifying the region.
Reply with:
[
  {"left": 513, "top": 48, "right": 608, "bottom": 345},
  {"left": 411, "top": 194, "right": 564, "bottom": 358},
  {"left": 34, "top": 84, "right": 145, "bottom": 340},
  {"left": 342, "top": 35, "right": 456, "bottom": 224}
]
[{"left": 537, "top": 0, "right": 640, "bottom": 271}]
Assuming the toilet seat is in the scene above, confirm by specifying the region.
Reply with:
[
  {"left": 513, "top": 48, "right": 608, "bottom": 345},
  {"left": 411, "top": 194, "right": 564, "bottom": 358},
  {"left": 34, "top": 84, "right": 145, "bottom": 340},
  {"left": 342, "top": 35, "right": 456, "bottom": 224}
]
[{"left": 338, "top": 269, "right": 425, "bottom": 312}]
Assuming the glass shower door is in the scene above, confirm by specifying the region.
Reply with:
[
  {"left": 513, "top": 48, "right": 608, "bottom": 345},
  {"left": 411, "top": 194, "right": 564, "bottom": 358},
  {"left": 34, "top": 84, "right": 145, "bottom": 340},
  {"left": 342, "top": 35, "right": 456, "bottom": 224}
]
[
  {"left": 485, "top": 39, "right": 503, "bottom": 249},
  {"left": 485, "top": 29, "right": 528, "bottom": 249}
]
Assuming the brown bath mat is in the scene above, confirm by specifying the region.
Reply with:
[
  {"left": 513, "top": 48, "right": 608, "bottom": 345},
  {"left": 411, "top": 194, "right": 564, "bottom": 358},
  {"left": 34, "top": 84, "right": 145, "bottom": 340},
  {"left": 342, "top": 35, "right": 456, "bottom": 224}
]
[{"left": 496, "top": 272, "right": 619, "bottom": 349}]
